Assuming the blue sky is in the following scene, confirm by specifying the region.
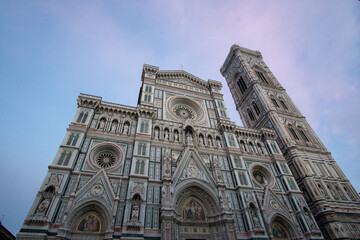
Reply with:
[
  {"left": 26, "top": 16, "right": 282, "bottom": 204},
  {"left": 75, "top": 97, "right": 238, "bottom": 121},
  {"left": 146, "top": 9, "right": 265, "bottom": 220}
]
[{"left": 0, "top": 0, "right": 359, "bottom": 235}]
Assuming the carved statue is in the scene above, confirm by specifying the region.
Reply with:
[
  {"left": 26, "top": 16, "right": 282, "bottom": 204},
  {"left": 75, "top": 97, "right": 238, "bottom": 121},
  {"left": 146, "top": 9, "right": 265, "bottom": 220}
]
[
  {"left": 216, "top": 138, "right": 221, "bottom": 148},
  {"left": 208, "top": 137, "right": 213, "bottom": 147},
  {"left": 164, "top": 129, "right": 169, "bottom": 140},
  {"left": 110, "top": 121, "right": 117, "bottom": 132},
  {"left": 186, "top": 132, "right": 193, "bottom": 143},
  {"left": 37, "top": 198, "right": 51, "bottom": 214},
  {"left": 154, "top": 128, "right": 159, "bottom": 139},
  {"left": 98, "top": 118, "right": 106, "bottom": 130},
  {"left": 131, "top": 204, "right": 139, "bottom": 221},
  {"left": 174, "top": 131, "right": 179, "bottom": 141},
  {"left": 123, "top": 123, "right": 129, "bottom": 135},
  {"left": 199, "top": 135, "right": 204, "bottom": 146},
  {"left": 251, "top": 208, "right": 261, "bottom": 228}
]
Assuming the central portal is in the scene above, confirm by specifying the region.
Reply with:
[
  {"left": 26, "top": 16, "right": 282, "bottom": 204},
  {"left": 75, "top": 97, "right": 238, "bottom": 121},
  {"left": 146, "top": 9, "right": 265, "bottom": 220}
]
[{"left": 174, "top": 185, "right": 220, "bottom": 240}]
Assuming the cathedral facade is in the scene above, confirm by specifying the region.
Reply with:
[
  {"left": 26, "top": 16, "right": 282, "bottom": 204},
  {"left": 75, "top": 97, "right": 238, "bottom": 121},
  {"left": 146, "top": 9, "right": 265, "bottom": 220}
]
[{"left": 17, "top": 45, "right": 359, "bottom": 240}]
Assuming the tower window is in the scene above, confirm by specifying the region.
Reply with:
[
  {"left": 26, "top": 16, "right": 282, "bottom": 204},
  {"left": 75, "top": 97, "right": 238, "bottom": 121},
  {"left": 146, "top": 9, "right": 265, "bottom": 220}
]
[
  {"left": 279, "top": 100, "right": 288, "bottom": 110},
  {"left": 237, "top": 76, "right": 248, "bottom": 95},
  {"left": 77, "top": 112, "right": 83, "bottom": 122},
  {"left": 288, "top": 127, "right": 300, "bottom": 140},
  {"left": 247, "top": 109, "right": 255, "bottom": 123},
  {"left": 252, "top": 102, "right": 261, "bottom": 116},
  {"left": 271, "top": 98, "right": 280, "bottom": 108},
  {"left": 256, "top": 71, "right": 269, "bottom": 84},
  {"left": 81, "top": 112, "right": 88, "bottom": 123},
  {"left": 298, "top": 129, "right": 310, "bottom": 142}
]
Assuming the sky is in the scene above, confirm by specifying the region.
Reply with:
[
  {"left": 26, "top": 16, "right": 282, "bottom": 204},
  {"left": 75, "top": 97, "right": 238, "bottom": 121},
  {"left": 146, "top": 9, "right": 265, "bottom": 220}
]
[{"left": 0, "top": 0, "right": 359, "bottom": 235}]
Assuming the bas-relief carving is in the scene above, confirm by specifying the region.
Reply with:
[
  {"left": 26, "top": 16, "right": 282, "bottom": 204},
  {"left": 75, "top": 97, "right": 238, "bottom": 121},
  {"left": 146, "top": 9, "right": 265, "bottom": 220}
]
[{"left": 180, "top": 157, "right": 207, "bottom": 182}]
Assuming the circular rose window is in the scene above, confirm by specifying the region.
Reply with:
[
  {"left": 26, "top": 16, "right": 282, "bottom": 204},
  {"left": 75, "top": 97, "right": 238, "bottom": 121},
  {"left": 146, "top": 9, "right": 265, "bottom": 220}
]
[
  {"left": 96, "top": 151, "right": 116, "bottom": 168},
  {"left": 174, "top": 105, "right": 196, "bottom": 120},
  {"left": 168, "top": 97, "right": 204, "bottom": 121},
  {"left": 251, "top": 164, "right": 274, "bottom": 187},
  {"left": 89, "top": 143, "right": 123, "bottom": 170}
]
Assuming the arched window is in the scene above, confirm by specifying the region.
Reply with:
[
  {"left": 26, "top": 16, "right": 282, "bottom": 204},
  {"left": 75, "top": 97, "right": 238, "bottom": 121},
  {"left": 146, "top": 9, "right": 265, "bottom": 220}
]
[
  {"left": 66, "top": 133, "right": 74, "bottom": 145},
  {"left": 256, "top": 71, "right": 269, "bottom": 84},
  {"left": 142, "top": 144, "right": 147, "bottom": 155},
  {"left": 58, "top": 151, "right": 66, "bottom": 165},
  {"left": 279, "top": 100, "right": 288, "bottom": 110},
  {"left": 145, "top": 85, "right": 152, "bottom": 93},
  {"left": 298, "top": 128, "right": 310, "bottom": 142},
  {"left": 137, "top": 144, "right": 143, "bottom": 155},
  {"left": 135, "top": 160, "right": 140, "bottom": 174},
  {"left": 237, "top": 76, "right": 248, "bottom": 94},
  {"left": 64, "top": 151, "right": 71, "bottom": 165},
  {"left": 252, "top": 102, "right": 261, "bottom": 116},
  {"left": 288, "top": 126, "right": 300, "bottom": 140},
  {"left": 72, "top": 134, "right": 79, "bottom": 146},
  {"left": 140, "top": 121, "right": 145, "bottom": 132},
  {"left": 247, "top": 109, "right": 255, "bottom": 123},
  {"left": 81, "top": 112, "right": 88, "bottom": 123},
  {"left": 140, "top": 161, "right": 145, "bottom": 174},
  {"left": 77, "top": 112, "right": 84, "bottom": 122},
  {"left": 271, "top": 98, "right": 280, "bottom": 108}
]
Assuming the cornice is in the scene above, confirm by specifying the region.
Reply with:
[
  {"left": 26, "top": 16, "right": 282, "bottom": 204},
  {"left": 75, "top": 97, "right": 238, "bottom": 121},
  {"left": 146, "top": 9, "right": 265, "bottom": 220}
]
[
  {"left": 220, "top": 44, "right": 262, "bottom": 76},
  {"left": 157, "top": 70, "right": 208, "bottom": 88}
]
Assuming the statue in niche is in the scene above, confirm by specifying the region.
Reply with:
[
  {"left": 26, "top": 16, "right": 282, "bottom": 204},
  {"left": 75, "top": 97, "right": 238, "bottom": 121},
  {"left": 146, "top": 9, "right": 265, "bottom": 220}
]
[
  {"left": 122, "top": 122, "right": 129, "bottom": 135},
  {"left": 174, "top": 131, "right": 179, "bottom": 141},
  {"left": 186, "top": 132, "right": 193, "bottom": 143},
  {"left": 154, "top": 128, "right": 159, "bottom": 139},
  {"left": 36, "top": 197, "right": 51, "bottom": 215},
  {"left": 131, "top": 204, "right": 139, "bottom": 221},
  {"left": 304, "top": 209, "right": 316, "bottom": 230},
  {"left": 164, "top": 129, "right": 169, "bottom": 140},
  {"left": 249, "top": 143, "right": 255, "bottom": 153},
  {"left": 250, "top": 205, "right": 261, "bottom": 228},
  {"left": 253, "top": 170, "right": 268, "bottom": 185},
  {"left": 199, "top": 135, "right": 204, "bottom": 146},
  {"left": 208, "top": 136, "right": 213, "bottom": 147},
  {"left": 110, "top": 121, "right": 117, "bottom": 132},
  {"left": 216, "top": 138, "right": 222, "bottom": 148},
  {"left": 98, "top": 118, "right": 106, "bottom": 130}
]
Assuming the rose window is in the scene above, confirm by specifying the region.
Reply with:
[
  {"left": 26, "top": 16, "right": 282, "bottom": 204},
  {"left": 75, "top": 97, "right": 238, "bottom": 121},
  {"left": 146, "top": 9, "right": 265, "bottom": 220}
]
[
  {"left": 251, "top": 164, "right": 274, "bottom": 187},
  {"left": 253, "top": 170, "right": 266, "bottom": 185},
  {"left": 168, "top": 97, "right": 204, "bottom": 122},
  {"left": 173, "top": 105, "right": 195, "bottom": 120},
  {"left": 96, "top": 151, "right": 116, "bottom": 168},
  {"left": 89, "top": 143, "right": 123, "bottom": 171}
]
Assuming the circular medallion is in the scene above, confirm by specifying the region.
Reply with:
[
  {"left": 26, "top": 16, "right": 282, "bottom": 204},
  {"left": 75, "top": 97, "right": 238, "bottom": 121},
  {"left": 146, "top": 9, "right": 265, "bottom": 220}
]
[{"left": 91, "top": 185, "right": 104, "bottom": 196}]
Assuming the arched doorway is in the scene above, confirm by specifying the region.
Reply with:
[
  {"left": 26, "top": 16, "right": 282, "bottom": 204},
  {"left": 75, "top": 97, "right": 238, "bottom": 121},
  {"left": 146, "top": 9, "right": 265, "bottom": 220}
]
[
  {"left": 59, "top": 202, "right": 112, "bottom": 240},
  {"left": 270, "top": 215, "right": 297, "bottom": 240},
  {"left": 173, "top": 184, "right": 226, "bottom": 240}
]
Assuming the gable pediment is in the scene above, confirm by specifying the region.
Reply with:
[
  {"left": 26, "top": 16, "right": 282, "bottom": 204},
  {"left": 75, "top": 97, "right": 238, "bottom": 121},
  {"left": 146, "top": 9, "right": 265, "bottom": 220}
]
[
  {"left": 73, "top": 169, "right": 116, "bottom": 208},
  {"left": 172, "top": 148, "right": 216, "bottom": 189},
  {"left": 156, "top": 70, "right": 209, "bottom": 91}
]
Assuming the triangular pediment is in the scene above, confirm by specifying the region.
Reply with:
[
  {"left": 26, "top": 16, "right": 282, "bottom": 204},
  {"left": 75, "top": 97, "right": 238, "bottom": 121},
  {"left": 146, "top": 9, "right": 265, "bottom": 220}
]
[
  {"left": 157, "top": 70, "right": 208, "bottom": 90},
  {"left": 172, "top": 148, "right": 216, "bottom": 189},
  {"left": 73, "top": 169, "right": 116, "bottom": 208},
  {"left": 263, "top": 188, "right": 291, "bottom": 221}
]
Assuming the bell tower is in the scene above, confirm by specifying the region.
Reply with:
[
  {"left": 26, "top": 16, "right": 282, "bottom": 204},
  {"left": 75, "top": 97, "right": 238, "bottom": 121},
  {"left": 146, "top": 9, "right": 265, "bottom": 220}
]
[{"left": 221, "top": 44, "right": 360, "bottom": 239}]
